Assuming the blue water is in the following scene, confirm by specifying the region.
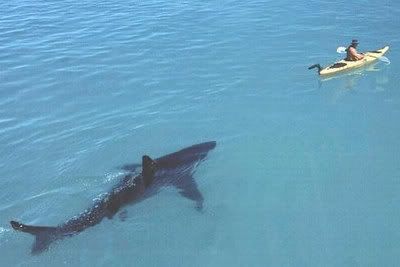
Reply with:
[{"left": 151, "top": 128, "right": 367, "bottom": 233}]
[{"left": 1, "top": 0, "right": 400, "bottom": 266}]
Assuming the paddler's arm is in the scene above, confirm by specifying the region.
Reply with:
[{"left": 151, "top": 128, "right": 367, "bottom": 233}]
[{"left": 349, "top": 47, "right": 365, "bottom": 60}]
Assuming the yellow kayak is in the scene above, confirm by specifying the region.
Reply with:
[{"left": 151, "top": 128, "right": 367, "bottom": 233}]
[{"left": 309, "top": 46, "right": 389, "bottom": 76}]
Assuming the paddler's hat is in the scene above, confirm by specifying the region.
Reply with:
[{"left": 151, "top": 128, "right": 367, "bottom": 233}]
[{"left": 351, "top": 39, "right": 359, "bottom": 45}]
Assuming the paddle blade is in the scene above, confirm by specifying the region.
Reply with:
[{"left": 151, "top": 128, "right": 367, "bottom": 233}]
[
  {"left": 336, "top": 46, "right": 347, "bottom": 54},
  {"left": 379, "top": 56, "right": 390, "bottom": 65}
]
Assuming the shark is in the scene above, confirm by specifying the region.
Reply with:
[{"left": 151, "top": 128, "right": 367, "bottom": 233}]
[{"left": 10, "top": 141, "right": 216, "bottom": 254}]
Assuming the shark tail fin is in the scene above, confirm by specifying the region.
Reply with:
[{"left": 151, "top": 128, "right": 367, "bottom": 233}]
[
  {"left": 10, "top": 220, "right": 59, "bottom": 254},
  {"left": 142, "top": 155, "right": 157, "bottom": 187}
]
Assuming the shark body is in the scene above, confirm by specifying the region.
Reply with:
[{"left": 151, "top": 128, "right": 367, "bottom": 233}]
[{"left": 10, "top": 141, "right": 216, "bottom": 254}]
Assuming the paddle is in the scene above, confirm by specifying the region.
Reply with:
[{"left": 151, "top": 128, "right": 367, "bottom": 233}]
[{"left": 336, "top": 46, "right": 390, "bottom": 64}]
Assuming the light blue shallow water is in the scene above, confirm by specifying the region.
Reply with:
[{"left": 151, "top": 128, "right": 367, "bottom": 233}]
[{"left": 1, "top": 0, "right": 400, "bottom": 266}]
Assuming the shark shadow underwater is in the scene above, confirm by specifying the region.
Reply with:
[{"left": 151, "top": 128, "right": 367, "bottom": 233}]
[{"left": 10, "top": 141, "right": 216, "bottom": 254}]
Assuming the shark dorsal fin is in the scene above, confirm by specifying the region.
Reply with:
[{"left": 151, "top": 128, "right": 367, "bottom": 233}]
[{"left": 142, "top": 155, "right": 156, "bottom": 187}]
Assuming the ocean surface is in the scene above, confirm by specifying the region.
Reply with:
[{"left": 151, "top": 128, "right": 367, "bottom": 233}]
[{"left": 1, "top": 0, "right": 399, "bottom": 266}]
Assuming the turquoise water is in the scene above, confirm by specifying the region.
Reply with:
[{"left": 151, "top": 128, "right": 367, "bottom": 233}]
[{"left": 1, "top": 0, "right": 400, "bottom": 266}]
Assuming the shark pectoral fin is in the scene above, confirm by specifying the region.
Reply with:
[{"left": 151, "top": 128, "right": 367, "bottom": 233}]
[
  {"left": 179, "top": 187, "right": 204, "bottom": 212},
  {"left": 10, "top": 221, "right": 59, "bottom": 254},
  {"left": 120, "top": 163, "right": 141, "bottom": 172},
  {"left": 118, "top": 210, "right": 128, "bottom": 222},
  {"left": 173, "top": 176, "right": 204, "bottom": 211},
  {"left": 142, "top": 155, "right": 157, "bottom": 187},
  {"left": 151, "top": 142, "right": 215, "bottom": 211}
]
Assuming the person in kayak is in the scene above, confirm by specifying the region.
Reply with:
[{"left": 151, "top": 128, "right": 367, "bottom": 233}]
[{"left": 346, "top": 39, "right": 364, "bottom": 61}]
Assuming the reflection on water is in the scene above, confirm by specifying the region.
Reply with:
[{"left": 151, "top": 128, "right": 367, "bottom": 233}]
[{"left": 318, "top": 61, "right": 390, "bottom": 104}]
